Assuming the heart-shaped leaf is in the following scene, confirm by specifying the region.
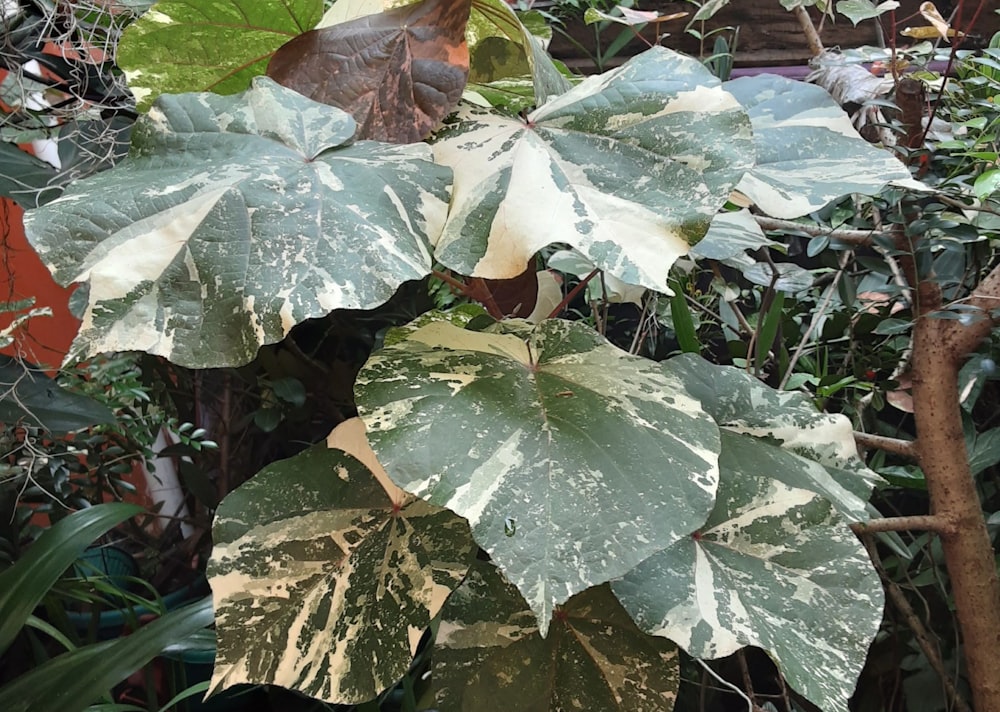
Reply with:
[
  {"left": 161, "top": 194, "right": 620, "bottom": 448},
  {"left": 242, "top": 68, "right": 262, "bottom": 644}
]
[
  {"left": 24, "top": 78, "right": 450, "bottom": 368},
  {"left": 267, "top": 0, "right": 472, "bottom": 142},
  {"left": 208, "top": 438, "right": 475, "bottom": 704},
  {"left": 613, "top": 431, "right": 884, "bottom": 712},
  {"left": 432, "top": 561, "right": 680, "bottom": 711},
  {"left": 356, "top": 317, "right": 720, "bottom": 634},
  {"left": 431, "top": 47, "right": 754, "bottom": 292},
  {"left": 118, "top": 0, "right": 323, "bottom": 111},
  {"left": 725, "top": 74, "right": 911, "bottom": 218}
]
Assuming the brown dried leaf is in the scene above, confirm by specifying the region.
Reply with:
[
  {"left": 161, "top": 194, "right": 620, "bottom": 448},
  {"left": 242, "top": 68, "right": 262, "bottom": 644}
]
[{"left": 267, "top": 0, "right": 471, "bottom": 143}]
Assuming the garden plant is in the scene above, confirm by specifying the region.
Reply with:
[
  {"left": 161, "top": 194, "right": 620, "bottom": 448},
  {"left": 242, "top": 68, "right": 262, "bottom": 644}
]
[{"left": 5, "top": 0, "right": 1000, "bottom": 710}]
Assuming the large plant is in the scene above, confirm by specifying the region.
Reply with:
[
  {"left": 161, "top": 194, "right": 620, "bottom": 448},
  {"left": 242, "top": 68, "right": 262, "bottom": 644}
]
[{"left": 19, "top": 0, "right": 999, "bottom": 710}]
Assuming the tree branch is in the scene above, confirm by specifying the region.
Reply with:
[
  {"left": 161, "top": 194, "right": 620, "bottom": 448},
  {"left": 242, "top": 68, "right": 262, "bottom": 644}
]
[
  {"left": 942, "top": 262, "right": 1000, "bottom": 361},
  {"left": 850, "top": 515, "right": 955, "bottom": 536},
  {"left": 853, "top": 431, "right": 918, "bottom": 459},
  {"left": 753, "top": 216, "right": 881, "bottom": 245}
]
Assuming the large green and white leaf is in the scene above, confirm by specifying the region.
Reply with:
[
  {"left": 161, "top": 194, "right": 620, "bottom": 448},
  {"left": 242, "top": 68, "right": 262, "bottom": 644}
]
[
  {"left": 208, "top": 442, "right": 475, "bottom": 704},
  {"left": 24, "top": 77, "right": 450, "bottom": 369},
  {"left": 664, "top": 352, "right": 880, "bottom": 515},
  {"left": 433, "top": 561, "right": 679, "bottom": 711},
  {"left": 118, "top": 0, "right": 323, "bottom": 111},
  {"left": 356, "top": 318, "right": 720, "bottom": 634},
  {"left": 724, "top": 74, "right": 911, "bottom": 219},
  {"left": 431, "top": 47, "right": 754, "bottom": 293},
  {"left": 547, "top": 249, "right": 646, "bottom": 305},
  {"left": 612, "top": 435, "right": 885, "bottom": 712}
]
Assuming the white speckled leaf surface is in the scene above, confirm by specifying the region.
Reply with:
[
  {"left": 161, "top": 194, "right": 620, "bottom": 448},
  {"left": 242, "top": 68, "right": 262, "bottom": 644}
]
[
  {"left": 725, "top": 74, "right": 911, "bottom": 218},
  {"left": 665, "top": 352, "right": 881, "bottom": 517},
  {"left": 207, "top": 443, "right": 475, "bottom": 703},
  {"left": 24, "top": 78, "right": 450, "bottom": 368},
  {"left": 612, "top": 432, "right": 885, "bottom": 712},
  {"left": 430, "top": 47, "right": 754, "bottom": 292},
  {"left": 355, "top": 318, "right": 721, "bottom": 635}
]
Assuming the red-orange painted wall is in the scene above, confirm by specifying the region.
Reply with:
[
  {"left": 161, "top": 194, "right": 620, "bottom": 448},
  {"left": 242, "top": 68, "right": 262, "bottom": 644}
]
[{"left": 1, "top": 197, "right": 80, "bottom": 368}]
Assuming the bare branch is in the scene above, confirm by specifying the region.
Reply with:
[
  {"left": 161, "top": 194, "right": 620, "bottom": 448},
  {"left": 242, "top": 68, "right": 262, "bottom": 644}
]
[
  {"left": 753, "top": 216, "right": 881, "bottom": 245},
  {"left": 851, "top": 515, "right": 956, "bottom": 536},
  {"left": 854, "top": 431, "right": 918, "bottom": 459}
]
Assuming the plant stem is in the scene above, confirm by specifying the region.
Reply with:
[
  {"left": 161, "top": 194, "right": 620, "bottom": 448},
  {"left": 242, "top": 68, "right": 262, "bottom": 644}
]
[
  {"left": 546, "top": 268, "right": 600, "bottom": 320},
  {"left": 753, "top": 216, "right": 881, "bottom": 246},
  {"left": 860, "top": 534, "right": 973, "bottom": 712},
  {"left": 791, "top": 5, "right": 823, "bottom": 57}
]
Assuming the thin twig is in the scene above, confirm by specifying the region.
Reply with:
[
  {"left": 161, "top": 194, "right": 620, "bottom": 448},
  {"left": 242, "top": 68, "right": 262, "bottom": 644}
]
[
  {"left": 860, "top": 534, "right": 973, "bottom": 712},
  {"left": 547, "top": 268, "right": 600, "bottom": 320},
  {"left": 780, "top": 251, "right": 850, "bottom": 390},
  {"left": 695, "top": 659, "right": 755, "bottom": 712},
  {"left": 753, "top": 216, "right": 882, "bottom": 245}
]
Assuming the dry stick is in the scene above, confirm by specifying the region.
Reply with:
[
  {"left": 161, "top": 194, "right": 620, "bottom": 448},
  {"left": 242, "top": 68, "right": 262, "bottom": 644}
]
[
  {"left": 779, "top": 251, "right": 850, "bottom": 390},
  {"left": 792, "top": 4, "right": 824, "bottom": 57},
  {"left": 860, "top": 534, "right": 973, "bottom": 712},
  {"left": 753, "top": 216, "right": 881, "bottom": 246},
  {"left": 853, "top": 431, "right": 918, "bottom": 459},
  {"left": 850, "top": 514, "right": 955, "bottom": 536}
]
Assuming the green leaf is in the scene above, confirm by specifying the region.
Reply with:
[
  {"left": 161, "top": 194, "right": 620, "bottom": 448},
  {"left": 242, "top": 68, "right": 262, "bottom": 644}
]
[
  {"left": 669, "top": 288, "right": 700, "bottom": 354},
  {"left": 970, "top": 427, "right": 1000, "bottom": 476},
  {"left": 613, "top": 433, "right": 884, "bottom": 712},
  {"left": 24, "top": 78, "right": 450, "bottom": 369},
  {"left": 208, "top": 442, "right": 475, "bottom": 704},
  {"left": 836, "top": 0, "right": 899, "bottom": 25},
  {"left": 0, "top": 357, "right": 114, "bottom": 433},
  {"left": 664, "top": 353, "right": 880, "bottom": 519},
  {"left": 466, "top": 0, "right": 571, "bottom": 105},
  {"left": 724, "top": 74, "right": 912, "bottom": 218},
  {"left": 754, "top": 290, "right": 785, "bottom": 371},
  {"left": 0, "top": 502, "right": 142, "bottom": 656},
  {"left": 743, "top": 263, "right": 814, "bottom": 293},
  {"left": 0, "top": 597, "right": 213, "bottom": 712},
  {"left": 356, "top": 318, "right": 720, "bottom": 634},
  {"left": 974, "top": 168, "right": 1000, "bottom": 200},
  {"left": 432, "top": 561, "right": 679, "bottom": 711},
  {"left": 118, "top": 0, "right": 323, "bottom": 111},
  {"left": 430, "top": 47, "right": 754, "bottom": 293}
]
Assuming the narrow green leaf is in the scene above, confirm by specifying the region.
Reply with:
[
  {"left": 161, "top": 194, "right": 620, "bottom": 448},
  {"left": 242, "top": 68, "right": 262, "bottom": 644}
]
[
  {"left": 669, "top": 287, "right": 700, "bottom": 354},
  {"left": 754, "top": 290, "right": 785, "bottom": 372},
  {"left": 0, "top": 598, "right": 213, "bottom": 712},
  {"left": 0, "top": 502, "right": 142, "bottom": 656}
]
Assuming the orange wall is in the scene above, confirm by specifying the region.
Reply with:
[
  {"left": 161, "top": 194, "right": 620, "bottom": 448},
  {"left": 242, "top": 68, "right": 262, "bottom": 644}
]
[{"left": 0, "top": 197, "right": 79, "bottom": 368}]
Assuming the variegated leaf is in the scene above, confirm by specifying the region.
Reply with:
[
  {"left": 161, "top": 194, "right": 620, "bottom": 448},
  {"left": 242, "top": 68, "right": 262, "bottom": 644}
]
[
  {"left": 612, "top": 434, "right": 885, "bottom": 712},
  {"left": 118, "top": 0, "right": 323, "bottom": 111},
  {"left": 430, "top": 47, "right": 754, "bottom": 293},
  {"left": 24, "top": 77, "right": 450, "bottom": 369},
  {"left": 433, "top": 561, "right": 679, "bottom": 711},
  {"left": 725, "top": 74, "right": 911, "bottom": 218},
  {"left": 466, "top": 0, "right": 571, "bottom": 105},
  {"left": 664, "top": 352, "right": 880, "bottom": 518},
  {"left": 689, "top": 209, "right": 778, "bottom": 265},
  {"left": 208, "top": 441, "right": 475, "bottom": 704},
  {"left": 355, "top": 318, "right": 720, "bottom": 634}
]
